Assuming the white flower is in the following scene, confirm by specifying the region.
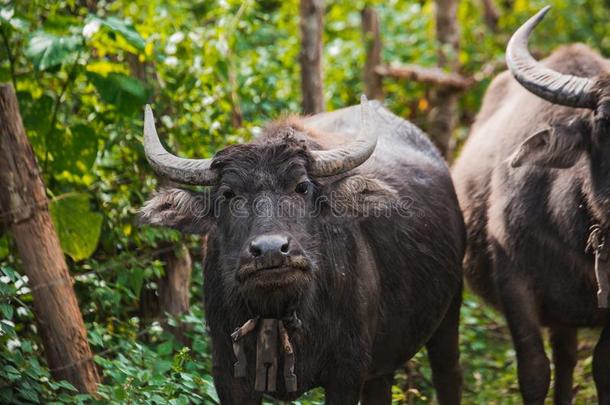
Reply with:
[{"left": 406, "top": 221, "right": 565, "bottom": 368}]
[
  {"left": 2, "top": 319, "right": 15, "bottom": 328},
  {"left": 164, "top": 56, "right": 179, "bottom": 67},
  {"left": 192, "top": 55, "right": 202, "bottom": 72},
  {"left": 82, "top": 19, "right": 101, "bottom": 39},
  {"left": 328, "top": 42, "right": 341, "bottom": 57},
  {"left": 150, "top": 321, "right": 163, "bottom": 334},
  {"left": 161, "top": 115, "right": 173, "bottom": 129},
  {"left": 251, "top": 126, "right": 262, "bottom": 137},
  {"left": 16, "top": 307, "right": 28, "bottom": 317},
  {"left": 188, "top": 31, "right": 202, "bottom": 43},
  {"left": 7, "top": 338, "right": 21, "bottom": 352},
  {"left": 165, "top": 43, "right": 177, "bottom": 55},
  {"left": 16, "top": 287, "right": 30, "bottom": 295},
  {"left": 0, "top": 276, "right": 10, "bottom": 284},
  {"left": 168, "top": 32, "right": 185, "bottom": 44},
  {"left": 0, "top": 7, "right": 14, "bottom": 21}
]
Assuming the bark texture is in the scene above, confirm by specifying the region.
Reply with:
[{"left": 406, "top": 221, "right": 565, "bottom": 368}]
[
  {"left": 428, "top": 0, "right": 461, "bottom": 159},
  {"left": 140, "top": 242, "right": 193, "bottom": 344},
  {"left": 376, "top": 64, "right": 471, "bottom": 90},
  {"left": 0, "top": 84, "right": 99, "bottom": 393},
  {"left": 481, "top": 0, "right": 500, "bottom": 31},
  {"left": 158, "top": 243, "right": 192, "bottom": 318},
  {"left": 299, "top": 0, "right": 325, "bottom": 114},
  {"left": 362, "top": 7, "right": 383, "bottom": 100}
]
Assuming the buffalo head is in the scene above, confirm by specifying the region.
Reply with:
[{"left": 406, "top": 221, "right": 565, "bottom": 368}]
[
  {"left": 139, "top": 96, "right": 397, "bottom": 314},
  {"left": 506, "top": 7, "right": 610, "bottom": 217}
]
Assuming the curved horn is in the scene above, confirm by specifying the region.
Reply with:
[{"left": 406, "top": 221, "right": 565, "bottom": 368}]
[
  {"left": 506, "top": 6, "right": 597, "bottom": 109},
  {"left": 143, "top": 105, "right": 217, "bottom": 185},
  {"left": 310, "top": 95, "right": 377, "bottom": 177}
]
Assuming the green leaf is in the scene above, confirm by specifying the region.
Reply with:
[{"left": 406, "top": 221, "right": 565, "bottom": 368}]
[
  {"left": 128, "top": 267, "right": 144, "bottom": 296},
  {"left": 51, "top": 124, "right": 99, "bottom": 174},
  {"left": 87, "top": 72, "right": 148, "bottom": 115},
  {"left": 157, "top": 341, "right": 173, "bottom": 356},
  {"left": 25, "top": 31, "right": 82, "bottom": 71},
  {"left": 18, "top": 388, "right": 39, "bottom": 403},
  {"left": 0, "top": 303, "right": 13, "bottom": 320},
  {"left": 87, "top": 15, "right": 145, "bottom": 51},
  {"left": 20, "top": 93, "right": 54, "bottom": 136},
  {"left": 49, "top": 193, "right": 103, "bottom": 261}
]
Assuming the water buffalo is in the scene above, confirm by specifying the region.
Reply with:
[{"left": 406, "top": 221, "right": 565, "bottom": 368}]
[
  {"left": 139, "top": 96, "right": 464, "bottom": 404},
  {"left": 452, "top": 7, "right": 610, "bottom": 405}
]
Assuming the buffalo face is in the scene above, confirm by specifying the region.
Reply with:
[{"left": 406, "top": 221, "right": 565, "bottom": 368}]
[
  {"left": 210, "top": 139, "right": 319, "bottom": 309},
  {"left": 506, "top": 7, "right": 610, "bottom": 215},
  {"left": 139, "top": 97, "right": 400, "bottom": 314}
]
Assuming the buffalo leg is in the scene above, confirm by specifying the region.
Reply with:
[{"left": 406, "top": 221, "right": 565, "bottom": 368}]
[
  {"left": 425, "top": 291, "right": 463, "bottom": 405},
  {"left": 325, "top": 381, "right": 363, "bottom": 405},
  {"left": 360, "top": 373, "right": 393, "bottom": 405},
  {"left": 593, "top": 320, "right": 610, "bottom": 405},
  {"left": 495, "top": 254, "right": 550, "bottom": 405},
  {"left": 213, "top": 374, "right": 262, "bottom": 405},
  {"left": 550, "top": 326, "right": 577, "bottom": 405},
  {"left": 211, "top": 347, "right": 262, "bottom": 405}
]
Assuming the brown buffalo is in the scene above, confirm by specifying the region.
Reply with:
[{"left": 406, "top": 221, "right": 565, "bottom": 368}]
[
  {"left": 453, "top": 6, "right": 610, "bottom": 405},
  {"left": 140, "top": 97, "right": 465, "bottom": 404}
]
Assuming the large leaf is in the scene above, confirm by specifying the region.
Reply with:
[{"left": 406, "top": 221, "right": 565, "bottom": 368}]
[
  {"left": 51, "top": 124, "right": 99, "bottom": 174},
  {"left": 25, "top": 31, "right": 82, "bottom": 71},
  {"left": 19, "top": 92, "right": 54, "bottom": 135},
  {"left": 87, "top": 72, "right": 148, "bottom": 115},
  {"left": 86, "top": 15, "right": 145, "bottom": 51},
  {"left": 49, "top": 193, "right": 102, "bottom": 261}
]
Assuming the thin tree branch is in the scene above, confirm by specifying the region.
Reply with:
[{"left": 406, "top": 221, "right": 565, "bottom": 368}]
[
  {"left": 0, "top": 27, "right": 17, "bottom": 89},
  {"left": 44, "top": 52, "right": 81, "bottom": 174},
  {"left": 375, "top": 64, "right": 472, "bottom": 90}
]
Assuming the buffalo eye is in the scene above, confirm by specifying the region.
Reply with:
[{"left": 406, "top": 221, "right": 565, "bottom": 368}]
[
  {"left": 295, "top": 181, "right": 311, "bottom": 195},
  {"left": 221, "top": 188, "right": 236, "bottom": 200}
]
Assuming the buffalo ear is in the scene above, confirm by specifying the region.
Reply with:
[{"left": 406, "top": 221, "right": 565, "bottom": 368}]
[
  {"left": 325, "top": 175, "right": 399, "bottom": 217},
  {"left": 509, "top": 125, "right": 586, "bottom": 169},
  {"left": 139, "top": 188, "right": 213, "bottom": 234}
]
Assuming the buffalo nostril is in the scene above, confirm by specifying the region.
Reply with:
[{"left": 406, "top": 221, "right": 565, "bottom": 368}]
[
  {"left": 280, "top": 242, "right": 290, "bottom": 255},
  {"left": 249, "top": 243, "right": 262, "bottom": 257},
  {"left": 248, "top": 234, "right": 291, "bottom": 258}
]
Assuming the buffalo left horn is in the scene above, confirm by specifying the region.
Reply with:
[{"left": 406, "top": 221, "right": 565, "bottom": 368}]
[
  {"left": 506, "top": 6, "right": 597, "bottom": 109},
  {"left": 143, "top": 105, "right": 218, "bottom": 185},
  {"left": 309, "top": 95, "right": 378, "bottom": 177}
]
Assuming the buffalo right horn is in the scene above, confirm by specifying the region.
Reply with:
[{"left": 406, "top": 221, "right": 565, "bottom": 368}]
[
  {"left": 309, "top": 95, "right": 378, "bottom": 177},
  {"left": 506, "top": 6, "right": 597, "bottom": 109},
  {"left": 143, "top": 105, "right": 218, "bottom": 185}
]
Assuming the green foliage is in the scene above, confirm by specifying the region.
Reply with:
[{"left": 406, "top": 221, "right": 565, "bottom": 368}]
[
  {"left": 49, "top": 193, "right": 103, "bottom": 261},
  {"left": 0, "top": 0, "right": 607, "bottom": 403},
  {"left": 25, "top": 31, "right": 83, "bottom": 71}
]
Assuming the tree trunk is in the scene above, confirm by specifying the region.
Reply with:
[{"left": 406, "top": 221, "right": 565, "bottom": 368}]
[
  {"left": 158, "top": 244, "right": 192, "bottom": 317},
  {"left": 139, "top": 241, "right": 194, "bottom": 344},
  {"left": 481, "top": 0, "right": 500, "bottom": 31},
  {"left": 158, "top": 243, "right": 192, "bottom": 344},
  {"left": 361, "top": 7, "right": 383, "bottom": 101},
  {"left": 299, "top": 0, "right": 325, "bottom": 114},
  {"left": 0, "top": 84, "right": 99, "bottom": 393},
  {"left": 428, "top": 0, "right": 460, "bottom": 159}
]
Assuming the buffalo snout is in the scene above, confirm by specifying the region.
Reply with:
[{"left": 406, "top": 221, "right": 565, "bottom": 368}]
[
  {"left": 248, "top": 234, "right": 292, "bottom": 259},
  {"left": 236, "top": 233, "right": 311, "bottom": 286}
]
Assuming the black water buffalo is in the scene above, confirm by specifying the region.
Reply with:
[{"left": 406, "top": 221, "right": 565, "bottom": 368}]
[
  {"left": 139, "top": 96, "right": 464, "bottom": 404},
  {"left": 452, "top": 7, "right": 610, "bottom": 405}
]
